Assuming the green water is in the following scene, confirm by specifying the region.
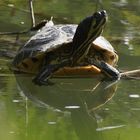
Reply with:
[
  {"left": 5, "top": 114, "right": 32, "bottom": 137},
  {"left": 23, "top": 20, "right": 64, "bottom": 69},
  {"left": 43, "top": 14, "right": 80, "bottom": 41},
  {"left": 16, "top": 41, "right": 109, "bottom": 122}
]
[{"left": 0, "top": 0, "right": 140, "bottom": 140}]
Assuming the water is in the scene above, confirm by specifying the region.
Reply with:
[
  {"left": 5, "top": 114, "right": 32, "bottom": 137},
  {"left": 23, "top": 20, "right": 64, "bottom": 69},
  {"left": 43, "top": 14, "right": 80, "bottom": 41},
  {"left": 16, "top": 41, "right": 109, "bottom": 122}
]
[{"left": 0, "top": 0, "right": 140, "bottom": 140}]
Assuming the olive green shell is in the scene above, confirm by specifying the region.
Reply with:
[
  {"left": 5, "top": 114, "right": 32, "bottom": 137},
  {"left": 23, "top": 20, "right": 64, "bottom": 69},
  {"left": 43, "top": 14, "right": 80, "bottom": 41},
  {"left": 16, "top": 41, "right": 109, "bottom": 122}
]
[{"left": 13, "top": 23, "right": 118, "bottom": 74}]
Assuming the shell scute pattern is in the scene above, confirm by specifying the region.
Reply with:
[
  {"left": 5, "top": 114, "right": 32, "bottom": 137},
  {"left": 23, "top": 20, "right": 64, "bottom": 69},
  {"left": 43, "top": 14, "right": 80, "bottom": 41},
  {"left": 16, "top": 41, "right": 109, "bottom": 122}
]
[
  {"left": 61, "top": 25, "right": 77, "bottom": 37},
  {"left": 23, "top": 24, "right": 76, "bottom": 52},
  {"left": 23, "top": 26, "right": 60, "bottom": 50},
  {"left": 13, "top": 24, "right": 77, "bottom": 72}
]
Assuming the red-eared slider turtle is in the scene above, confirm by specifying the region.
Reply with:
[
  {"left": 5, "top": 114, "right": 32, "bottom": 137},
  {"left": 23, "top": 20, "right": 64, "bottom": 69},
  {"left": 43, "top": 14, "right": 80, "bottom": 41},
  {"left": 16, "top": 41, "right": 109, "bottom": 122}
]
[{"left": 12, "top": 10, "right": 120, "bottom": 85}]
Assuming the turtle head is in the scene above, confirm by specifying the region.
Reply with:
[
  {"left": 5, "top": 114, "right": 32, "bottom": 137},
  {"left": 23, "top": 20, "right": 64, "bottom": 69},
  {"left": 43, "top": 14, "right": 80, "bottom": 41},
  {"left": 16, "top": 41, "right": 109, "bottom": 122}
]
[
  {"left": 86, "top": 10, "right": 107, "bottom": 39},
  {"left": 72, "top": 10, "right": 107, "bottom": 63}
]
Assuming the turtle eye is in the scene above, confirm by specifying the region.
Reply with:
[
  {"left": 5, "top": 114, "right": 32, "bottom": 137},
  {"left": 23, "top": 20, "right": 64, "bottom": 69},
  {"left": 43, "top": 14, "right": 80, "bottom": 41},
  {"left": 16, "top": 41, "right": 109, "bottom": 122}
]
[
  {"left": 93, "top": 10, "right": 107, "bottom": 21},
  {"left": 94, "top": 12, "right": 101, "bottom": 19},
  {"left": 101, "top": 10, "right": 106, "bottom": 16}
]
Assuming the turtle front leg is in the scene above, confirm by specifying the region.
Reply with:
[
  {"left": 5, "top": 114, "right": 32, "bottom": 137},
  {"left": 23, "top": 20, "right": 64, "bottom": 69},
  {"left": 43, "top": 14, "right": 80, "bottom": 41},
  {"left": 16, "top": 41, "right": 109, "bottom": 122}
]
[
  {"left": 32, "top": 64, "right": 59, "bottom": 86},
  {"left": 33, "top": 60, "right": 71, "bottom": 86}
]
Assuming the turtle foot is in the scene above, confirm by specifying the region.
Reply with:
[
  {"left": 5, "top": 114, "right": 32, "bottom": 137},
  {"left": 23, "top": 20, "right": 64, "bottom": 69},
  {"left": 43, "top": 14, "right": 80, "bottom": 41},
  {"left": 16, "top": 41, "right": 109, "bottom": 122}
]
[{"left": 32, "top": 78, "right": 54, "bottom": 86}]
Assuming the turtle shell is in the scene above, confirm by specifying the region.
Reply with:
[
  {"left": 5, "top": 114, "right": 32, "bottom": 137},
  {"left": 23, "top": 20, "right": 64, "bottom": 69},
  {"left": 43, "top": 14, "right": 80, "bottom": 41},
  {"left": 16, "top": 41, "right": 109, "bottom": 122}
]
[
  {"left": 13, "top": 24, "right": 77, "bottom": 73},
  {"left": 13, "top": 23, "right": 118, "bottom": 77},
  {"left": 88, "top": 36, "right": 118, "bottom": 66}
]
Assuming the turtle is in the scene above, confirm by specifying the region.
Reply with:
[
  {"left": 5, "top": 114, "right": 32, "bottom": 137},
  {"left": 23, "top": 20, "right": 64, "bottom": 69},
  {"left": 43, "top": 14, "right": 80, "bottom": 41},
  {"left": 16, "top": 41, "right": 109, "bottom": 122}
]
[{"left": 12, "top": 10, "right": 120, "bottom": 86}]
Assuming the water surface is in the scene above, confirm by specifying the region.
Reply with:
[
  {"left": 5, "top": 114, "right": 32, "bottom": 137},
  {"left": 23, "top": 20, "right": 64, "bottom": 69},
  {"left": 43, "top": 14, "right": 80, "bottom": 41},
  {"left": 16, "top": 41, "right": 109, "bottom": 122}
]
[{"left": 0, "top": 0, "right": 140, "bottom": 140}]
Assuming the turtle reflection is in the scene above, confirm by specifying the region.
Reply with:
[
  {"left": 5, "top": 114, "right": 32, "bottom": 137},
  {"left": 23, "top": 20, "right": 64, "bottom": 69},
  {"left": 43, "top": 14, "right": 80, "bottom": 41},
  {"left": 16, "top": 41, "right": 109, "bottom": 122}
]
[{"left": 15, "top": 74, "right": 117, "bottom": 140}]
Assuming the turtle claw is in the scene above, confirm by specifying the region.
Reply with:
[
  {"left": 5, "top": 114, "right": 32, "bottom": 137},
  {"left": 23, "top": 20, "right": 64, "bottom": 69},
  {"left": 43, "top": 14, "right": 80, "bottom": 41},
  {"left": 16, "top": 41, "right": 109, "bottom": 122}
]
[{"left": 32, "top": 78, "right": 54, "bottom": 86}]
